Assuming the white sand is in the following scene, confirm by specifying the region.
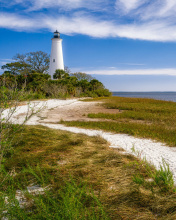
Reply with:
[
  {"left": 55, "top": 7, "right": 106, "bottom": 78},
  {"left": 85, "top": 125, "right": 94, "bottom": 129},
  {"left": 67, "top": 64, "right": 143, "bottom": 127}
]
[{"left": 3, "top": 99, "right": 176, "bottom": 182}]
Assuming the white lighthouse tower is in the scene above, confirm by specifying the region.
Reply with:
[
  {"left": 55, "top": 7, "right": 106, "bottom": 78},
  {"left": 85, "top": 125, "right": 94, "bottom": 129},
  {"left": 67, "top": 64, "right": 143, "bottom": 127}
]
[{"left": 49, "top": 30, "right": 64, "bottom": 79}]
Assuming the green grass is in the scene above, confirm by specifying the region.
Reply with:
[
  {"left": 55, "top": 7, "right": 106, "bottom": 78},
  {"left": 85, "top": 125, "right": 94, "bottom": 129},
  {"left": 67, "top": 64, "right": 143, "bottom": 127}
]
[
  {"left": 1, "top": 168, "right": 108, "bottom": 219},
  {"left": 63, "top": 97, "right": 176, "bottom": 146},
  {"left": 1, "top": 125, "right": 176, "bottom": 219},
  {"left": 0, "top": 126, "right": 110, "bottom": 220}
]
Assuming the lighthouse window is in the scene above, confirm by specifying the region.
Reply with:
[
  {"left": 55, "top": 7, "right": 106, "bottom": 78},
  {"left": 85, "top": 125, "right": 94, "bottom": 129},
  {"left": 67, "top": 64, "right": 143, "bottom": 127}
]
[{"left": 53, "top": 59, "right": 55, "bottom": 62}]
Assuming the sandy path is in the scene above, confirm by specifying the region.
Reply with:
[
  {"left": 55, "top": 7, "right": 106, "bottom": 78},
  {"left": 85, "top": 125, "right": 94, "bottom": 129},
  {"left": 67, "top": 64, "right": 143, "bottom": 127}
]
[{"left": 3, "top": 99, "right": 176, "bottom": 183}]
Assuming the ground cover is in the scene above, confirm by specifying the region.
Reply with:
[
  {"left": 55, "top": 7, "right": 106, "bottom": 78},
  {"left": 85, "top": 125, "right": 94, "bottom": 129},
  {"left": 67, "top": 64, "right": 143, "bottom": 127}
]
[
  {"left": 61, "top": 97, "right": 176, "bottom": 147},
  {"left": 1, "top": 125, "right": 176, "bottom": 219}
]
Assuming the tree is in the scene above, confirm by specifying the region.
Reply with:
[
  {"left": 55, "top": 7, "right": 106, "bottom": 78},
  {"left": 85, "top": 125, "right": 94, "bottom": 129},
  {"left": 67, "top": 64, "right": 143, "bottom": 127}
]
[
  {"left": 2, "top": 51, "right": 50, "bottom": 76},
  {"left": 1, "top": 62, "right": 31, "bottom": 76},
  {"left": 53, "top": 69, "right": 69, "bottom": 80},
  {"left": 26, "top": 72, "right": 51, "bottom": 92},
  {"left": 13, "top": 51, "right": 50, "bottom": 74},
  {"left": 79, "top": 79, "right": 90, "bottom": 93},
  {"left": 1, "top": 62, "right": 32, "bottom": 88},
  {"left": 64, "top": 66, "right": 71, "bottom": 75},
  {"left": 90, "top": 79, "right": 104, "bottom": 91},
  {"left": 1, "top": 71, "right": 17, "bottom": 88}
]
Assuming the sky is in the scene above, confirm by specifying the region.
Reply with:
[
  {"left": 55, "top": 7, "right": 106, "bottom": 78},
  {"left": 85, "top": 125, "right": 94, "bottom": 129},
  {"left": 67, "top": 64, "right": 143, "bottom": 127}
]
[{"left": 1, "top": 0, "right": 176, "bottom": 91}]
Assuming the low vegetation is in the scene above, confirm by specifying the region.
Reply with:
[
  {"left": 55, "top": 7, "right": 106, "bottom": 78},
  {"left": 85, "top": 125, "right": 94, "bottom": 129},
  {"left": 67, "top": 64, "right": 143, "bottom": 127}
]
[
  {"left": 1, "top": 126, "right": 176, "bottom": 219},
  {"left": 0, "top": 51, "right": 111, "bottom": 100},
  {"left": 62, "top": 96, "right": 176, "bottom": 146}
]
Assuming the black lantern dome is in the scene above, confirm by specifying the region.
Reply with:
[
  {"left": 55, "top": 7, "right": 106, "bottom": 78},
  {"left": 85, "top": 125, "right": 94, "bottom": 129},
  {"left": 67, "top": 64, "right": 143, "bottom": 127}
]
[{"left": 53, "top": 30, "right": 60, "bottom": 38}]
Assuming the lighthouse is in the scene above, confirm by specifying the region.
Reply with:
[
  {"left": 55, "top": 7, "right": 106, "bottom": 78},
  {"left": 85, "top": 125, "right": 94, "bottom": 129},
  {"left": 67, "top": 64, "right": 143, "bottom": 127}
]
[{"left": 49, "top": 30, "right": 64, "bottom": 79}]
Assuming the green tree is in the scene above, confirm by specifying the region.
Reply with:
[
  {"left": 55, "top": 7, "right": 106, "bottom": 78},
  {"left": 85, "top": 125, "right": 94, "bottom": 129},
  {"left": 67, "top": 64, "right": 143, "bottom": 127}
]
[
  {"left": 53, "top": 69, "right": 69, "bottom": 79},
  {"left": 1, "top": 62, "right": 31, "bottom": 76},
  {"left": 90, "top": 79, "right": 104, "bottom": 91},
  {"left": 13, "top": 51, "right": 50, "bottom": 73},
  {"left": 1, "top": 71, "right": 16, "bottom": 88},
  {"left": 1, "top": 62, "right": 32, "bottom": 88},
  {"left": 79, "top": 79, "right": 90, "bottom": 93},
  {"left": 26, "top": 72, "right": 50, "bottom": 92}
]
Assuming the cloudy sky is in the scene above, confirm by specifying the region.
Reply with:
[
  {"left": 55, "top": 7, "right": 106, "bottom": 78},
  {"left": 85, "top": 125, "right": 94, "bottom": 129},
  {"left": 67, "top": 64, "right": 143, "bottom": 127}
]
[{"left": 1, "top": 0, "right": 176, "bottom": 91}]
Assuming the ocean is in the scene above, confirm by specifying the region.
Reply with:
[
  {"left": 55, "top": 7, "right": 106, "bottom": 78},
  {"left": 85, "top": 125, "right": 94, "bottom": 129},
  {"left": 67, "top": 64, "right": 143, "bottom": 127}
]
[{"left": 112, "top": 92, "right": 176, "bottom": 102}]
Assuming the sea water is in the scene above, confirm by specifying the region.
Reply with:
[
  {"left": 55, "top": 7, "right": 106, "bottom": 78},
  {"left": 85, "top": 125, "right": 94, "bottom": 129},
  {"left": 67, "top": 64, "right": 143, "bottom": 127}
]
[{"left": 112, "top": 92, "right": 176, "bottom": 102}]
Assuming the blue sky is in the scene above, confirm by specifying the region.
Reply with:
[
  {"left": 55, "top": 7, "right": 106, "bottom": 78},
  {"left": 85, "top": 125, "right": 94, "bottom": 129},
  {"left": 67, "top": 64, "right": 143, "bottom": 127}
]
[{"left": 1, "top": 0, "right": 176, "bottom": 91}]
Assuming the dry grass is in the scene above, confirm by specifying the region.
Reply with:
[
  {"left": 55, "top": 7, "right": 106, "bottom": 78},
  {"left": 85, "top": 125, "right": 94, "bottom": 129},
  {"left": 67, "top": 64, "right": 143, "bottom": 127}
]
[{"left": 2, "top": 125, "right": 176, "bottom": 219}]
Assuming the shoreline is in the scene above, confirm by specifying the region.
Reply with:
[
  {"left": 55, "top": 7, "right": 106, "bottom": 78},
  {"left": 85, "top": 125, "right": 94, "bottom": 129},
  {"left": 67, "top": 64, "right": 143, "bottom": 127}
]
[{"left": 112, "top": 91, "right": 176, "bottom": 102}]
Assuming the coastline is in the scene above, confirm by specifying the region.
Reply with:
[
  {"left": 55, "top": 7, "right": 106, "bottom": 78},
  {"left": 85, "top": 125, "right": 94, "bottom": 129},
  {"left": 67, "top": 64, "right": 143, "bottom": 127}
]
[{"left": 112, "top": 91, "right": 176, "bottom": 102}]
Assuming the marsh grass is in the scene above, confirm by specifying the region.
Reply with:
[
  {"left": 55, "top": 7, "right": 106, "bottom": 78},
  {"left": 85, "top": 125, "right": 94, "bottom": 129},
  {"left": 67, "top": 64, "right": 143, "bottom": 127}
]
[
  {"left": 1, "top": 126, "right": 176, "bottom": 219},
  {"left": 66, "top": 97, "right": 176, "bottom": 146}
]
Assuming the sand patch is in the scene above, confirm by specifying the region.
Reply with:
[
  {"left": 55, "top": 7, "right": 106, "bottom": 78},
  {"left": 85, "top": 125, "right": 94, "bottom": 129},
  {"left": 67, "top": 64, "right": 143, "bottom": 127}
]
[{"left": 37, "top": 101, "right": 120, "bottom": 123}]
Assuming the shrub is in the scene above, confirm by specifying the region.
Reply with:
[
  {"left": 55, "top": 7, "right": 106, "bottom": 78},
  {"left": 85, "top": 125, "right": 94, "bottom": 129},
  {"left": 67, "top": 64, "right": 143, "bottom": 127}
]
[{"left": 42, "top": 83, "right": 67, "bottom": 98}]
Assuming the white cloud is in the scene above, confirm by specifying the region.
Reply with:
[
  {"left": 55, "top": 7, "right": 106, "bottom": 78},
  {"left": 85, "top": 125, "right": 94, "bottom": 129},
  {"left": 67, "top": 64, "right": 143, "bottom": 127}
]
[
  {"left": 44, "top": 15, "right": 117, "bottom": 37},
  {"left": 153, "top": 0, "right": 176, "bottom": 17},
  {"left": 0, "top": 13, "right": 40, "bottom": 30},
  {"left": 1, "top": 12, "right": 176, "bottom": 42},
  {"left": 27, "top": 0, "right": 83, "bottom": 11},
  {"left": 1, "top": 1, "right": 176, "bottom": 42},
  {"left": 3, "top": 0, "right": 108, "bottom": 12},
  {"left": 115, "top": 0, "right": 147, "bottom": 13},
  {"left": 136, "top": 0, "right": 176, "bottom": 20},
  {"left": 84, "top": 68, "right": 176, "bottom": 76}
]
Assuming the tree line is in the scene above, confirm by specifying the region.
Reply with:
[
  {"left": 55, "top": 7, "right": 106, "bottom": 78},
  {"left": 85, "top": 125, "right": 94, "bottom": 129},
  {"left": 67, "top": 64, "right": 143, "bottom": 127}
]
[{"left": 0, "top": 51, "right": 111, "bottom": 100}]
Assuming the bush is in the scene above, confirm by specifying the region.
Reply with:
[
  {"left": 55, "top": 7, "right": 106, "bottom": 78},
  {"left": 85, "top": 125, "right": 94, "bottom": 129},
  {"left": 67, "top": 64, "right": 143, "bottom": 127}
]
[
  {"left": 94, "top": 89, "right": 112, "bottom": 97},
  {"left": 42, "top": 83, "right": 67, "bottom": 98}
]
